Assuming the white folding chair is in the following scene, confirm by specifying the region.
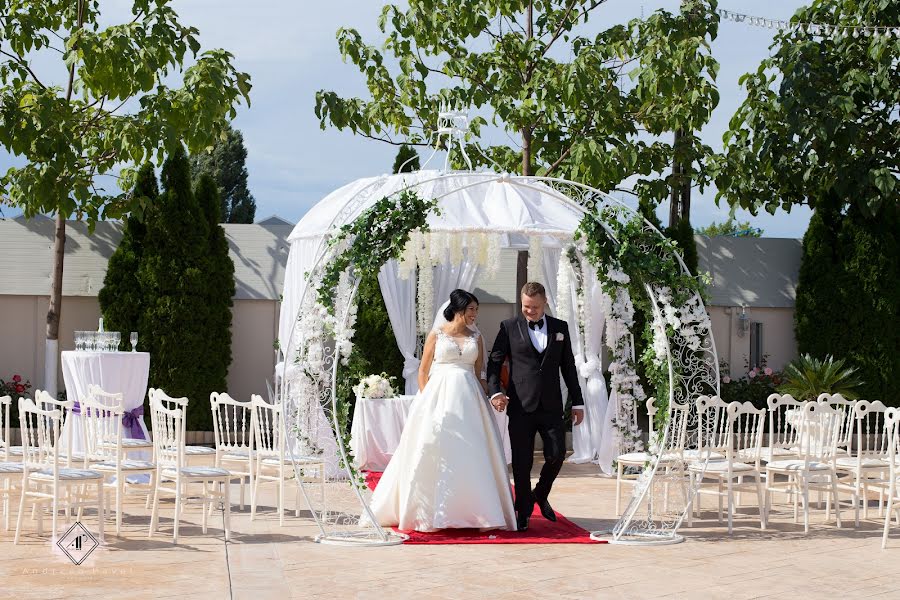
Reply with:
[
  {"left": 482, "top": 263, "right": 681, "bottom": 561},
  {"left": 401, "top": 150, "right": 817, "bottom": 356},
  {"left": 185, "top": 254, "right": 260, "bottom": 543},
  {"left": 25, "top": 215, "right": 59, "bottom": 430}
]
[
  {"left": 250, "top": 394, "right": 326, "bottom": 525},
  {"left": 15, "top": 397, "right": 105, "bottom": 544},
  {"left": 689, "top": 401, "right": 767, "bottom": 533},
  {"left": 764, "top": 401, "right": 843, "bottom": 533},
  {"left": 210, "top": 392, "right": 254, "bottom": 511},
  {"left": 81, "top": 386, "right": 156, "bottom": 535},
  {"left": 148, "top": 396, "right": 231, "bottom": 544},
  {"left": 0, "top": 395, "right": 24, "bottom": 531}
]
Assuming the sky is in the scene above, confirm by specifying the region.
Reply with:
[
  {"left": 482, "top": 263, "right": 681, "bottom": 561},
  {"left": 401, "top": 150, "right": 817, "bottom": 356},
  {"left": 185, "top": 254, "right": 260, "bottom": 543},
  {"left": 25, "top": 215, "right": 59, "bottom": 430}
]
[{"left": 1, "top": 0, "right": 815, "bottom": 238}]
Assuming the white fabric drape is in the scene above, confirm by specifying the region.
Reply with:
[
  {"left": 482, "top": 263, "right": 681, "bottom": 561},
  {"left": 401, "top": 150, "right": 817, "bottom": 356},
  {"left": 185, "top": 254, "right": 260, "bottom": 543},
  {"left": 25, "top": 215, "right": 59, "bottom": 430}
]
[
  {"left": 278, "top": 237, "right": 324, "bottom": 354},
  {"left": 596, "top": 317, "right": 624, "bottom": 475},
  {"left": 576, "top": 265, "right": 610, "bottom": 465},
  {"left": 541, "top": 245, "right": 562, "bottom": 317},
  {"left": 378, "top": 260, "right": 420, "bottom": 395},
  {"left": 557, "top": 261, "right": 591, "bottom": 462},
  {"left": 431, "top": 259, "right": 480, "bottom": 319}
]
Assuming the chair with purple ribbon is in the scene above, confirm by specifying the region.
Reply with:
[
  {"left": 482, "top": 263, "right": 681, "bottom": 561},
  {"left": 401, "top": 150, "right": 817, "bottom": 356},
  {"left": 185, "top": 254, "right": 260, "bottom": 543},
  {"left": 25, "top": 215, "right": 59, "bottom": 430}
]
[{"left": 81, "top": 385, "right": 157, "bottom": 535}]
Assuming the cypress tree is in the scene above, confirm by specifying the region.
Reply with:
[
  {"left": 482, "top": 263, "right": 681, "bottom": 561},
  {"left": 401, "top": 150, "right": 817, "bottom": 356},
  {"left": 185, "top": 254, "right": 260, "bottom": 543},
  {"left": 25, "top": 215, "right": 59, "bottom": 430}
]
[
  {"left": 99, "top": 164, "right": 157, "bottom": 348},
  {"left": 795, "top": 197, "right": 900, "bottom": 405},
  {"left": 195, "top": 173, "right": 235, "bottom": 407},
  {"left": 190, "top": 123, "right": 256, "bottom": 223},
  {"left": 139, "top": 146, "right": 213, "bottom": 429}
]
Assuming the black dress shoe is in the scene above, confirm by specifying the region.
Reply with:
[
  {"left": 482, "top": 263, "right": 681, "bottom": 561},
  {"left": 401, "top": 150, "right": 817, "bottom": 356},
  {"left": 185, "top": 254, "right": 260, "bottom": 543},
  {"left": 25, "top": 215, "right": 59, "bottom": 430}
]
[
  {"left": 516, "top": 511, "right": 530, "bottom": 532},
  {"left": 536, "top": 497, "right": 557, "bottom": 522}
]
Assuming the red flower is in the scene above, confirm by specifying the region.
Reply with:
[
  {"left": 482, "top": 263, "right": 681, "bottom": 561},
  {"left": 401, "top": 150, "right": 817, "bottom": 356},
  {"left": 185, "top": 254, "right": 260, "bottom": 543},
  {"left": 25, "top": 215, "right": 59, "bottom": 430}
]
[
  {"left": 15, "top": 384, "right": 25, "bottom": 393},
  {"left": 12, "top": 374, "right": 21, "bottom": 383}
]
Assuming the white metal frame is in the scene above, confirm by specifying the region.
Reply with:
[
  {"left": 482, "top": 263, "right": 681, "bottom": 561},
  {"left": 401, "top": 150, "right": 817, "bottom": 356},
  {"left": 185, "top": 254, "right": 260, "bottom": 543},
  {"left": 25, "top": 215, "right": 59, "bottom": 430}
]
[{"left": 280, "top": 171, "right": 720, "bottom": 545}]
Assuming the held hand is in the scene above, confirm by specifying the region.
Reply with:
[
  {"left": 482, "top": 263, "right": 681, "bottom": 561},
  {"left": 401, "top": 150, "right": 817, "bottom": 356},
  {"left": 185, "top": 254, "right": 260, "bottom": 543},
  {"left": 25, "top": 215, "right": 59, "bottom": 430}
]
[
  {"left": 572, "top": 408, "right": 585, "bottom": 426},
  {"left": 491, "top": 394, "right": 508, "bottom": 412}
]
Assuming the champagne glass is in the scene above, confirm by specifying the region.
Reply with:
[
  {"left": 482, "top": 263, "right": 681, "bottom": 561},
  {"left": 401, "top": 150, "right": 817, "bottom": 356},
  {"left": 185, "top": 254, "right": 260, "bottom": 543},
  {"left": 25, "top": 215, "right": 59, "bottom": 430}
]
[{"left": 130, "top": 331, "right": 138, "bottom": 352}]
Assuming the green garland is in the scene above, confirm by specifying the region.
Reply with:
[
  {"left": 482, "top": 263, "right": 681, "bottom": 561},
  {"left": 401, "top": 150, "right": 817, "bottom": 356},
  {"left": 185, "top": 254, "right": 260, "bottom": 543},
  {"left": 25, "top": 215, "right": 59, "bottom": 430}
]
[
  {"left": 578, "top": 206, "right": 706, "bottom": 422},
  {"left": 318, "top": 189, "right": 439, "bottom": 313}
]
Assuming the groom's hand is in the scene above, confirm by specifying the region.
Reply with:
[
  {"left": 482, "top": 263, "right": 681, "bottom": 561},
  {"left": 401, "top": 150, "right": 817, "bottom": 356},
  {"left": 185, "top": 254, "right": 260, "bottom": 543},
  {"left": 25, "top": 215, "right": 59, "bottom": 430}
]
[
  {"left": 572, "top": 408, "right": 585, "bottom": 426},
  {"left": 491, "top": 394, "right": 508, "bottom": 412}
]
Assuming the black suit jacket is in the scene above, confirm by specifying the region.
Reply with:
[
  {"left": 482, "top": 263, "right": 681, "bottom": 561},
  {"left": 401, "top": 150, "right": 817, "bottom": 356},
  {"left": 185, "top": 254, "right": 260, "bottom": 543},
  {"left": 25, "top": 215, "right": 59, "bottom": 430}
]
[{"left": 487, "top": 314, "right": 584, "bottom": 415}]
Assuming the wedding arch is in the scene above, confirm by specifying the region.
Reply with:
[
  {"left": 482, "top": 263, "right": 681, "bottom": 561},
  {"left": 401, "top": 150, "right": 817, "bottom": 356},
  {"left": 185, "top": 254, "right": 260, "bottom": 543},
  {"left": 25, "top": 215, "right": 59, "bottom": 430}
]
[{"left": 277, "top": 169, "right": 719, "bottom": 545}]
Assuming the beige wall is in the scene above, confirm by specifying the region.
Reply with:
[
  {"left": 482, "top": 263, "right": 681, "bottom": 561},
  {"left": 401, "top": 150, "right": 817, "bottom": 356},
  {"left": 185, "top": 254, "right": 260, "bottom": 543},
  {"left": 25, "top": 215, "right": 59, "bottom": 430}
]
[
  {"left": 0, "top": 295, "right": 278, "bottom": 403},
  {"left": 708, "top": 305, "right": 798, "bottom": 377}
]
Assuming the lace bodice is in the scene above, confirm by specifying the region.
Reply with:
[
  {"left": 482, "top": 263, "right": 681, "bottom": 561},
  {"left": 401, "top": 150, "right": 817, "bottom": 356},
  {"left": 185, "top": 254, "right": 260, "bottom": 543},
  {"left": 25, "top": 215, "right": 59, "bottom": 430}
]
[{"left": 433, "top": 329, "right": 480, "bottom": 367}]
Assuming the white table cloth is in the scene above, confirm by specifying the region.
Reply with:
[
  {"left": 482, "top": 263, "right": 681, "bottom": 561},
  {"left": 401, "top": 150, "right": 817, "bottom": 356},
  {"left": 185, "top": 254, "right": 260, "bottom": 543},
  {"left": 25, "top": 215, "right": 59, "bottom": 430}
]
[
  {"left": 350, "top": 394, "right": 512, "bottom": 472},
  {"left": 61, "top": 351, "right": 151, "bottom": 453}
]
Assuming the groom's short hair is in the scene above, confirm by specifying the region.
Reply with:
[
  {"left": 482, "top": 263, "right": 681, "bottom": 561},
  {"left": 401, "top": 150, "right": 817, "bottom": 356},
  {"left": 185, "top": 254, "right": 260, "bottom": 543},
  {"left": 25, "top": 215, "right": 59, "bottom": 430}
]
[{"left": 521, "top": 282, "right": 546, "bottom": 298}]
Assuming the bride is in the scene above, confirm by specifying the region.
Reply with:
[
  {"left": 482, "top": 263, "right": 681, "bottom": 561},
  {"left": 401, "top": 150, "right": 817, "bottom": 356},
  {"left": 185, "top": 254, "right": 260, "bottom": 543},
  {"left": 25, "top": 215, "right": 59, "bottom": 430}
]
[{"left": 367, "top": 289, "right": 516, "bottom": 532}]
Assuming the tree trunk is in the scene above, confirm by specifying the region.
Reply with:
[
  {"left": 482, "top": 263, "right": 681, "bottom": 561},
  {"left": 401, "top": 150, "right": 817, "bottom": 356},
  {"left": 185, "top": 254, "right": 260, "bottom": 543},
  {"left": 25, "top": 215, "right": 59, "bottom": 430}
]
[
  {"left": 669, "top": 129, "right": 683, "bottom": 227},
  {"left": 44, "top": 0, "right": 84, "bottom": 397},
  {"left": 44, "top": 213, "right": 66, "bottom": 397}
]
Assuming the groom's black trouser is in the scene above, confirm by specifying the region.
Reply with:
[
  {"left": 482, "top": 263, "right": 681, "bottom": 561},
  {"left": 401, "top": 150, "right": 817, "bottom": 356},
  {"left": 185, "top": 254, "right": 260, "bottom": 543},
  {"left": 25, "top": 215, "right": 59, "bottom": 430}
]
[{"left": 508, "top": 404, "right": 567, "bottom": 514}]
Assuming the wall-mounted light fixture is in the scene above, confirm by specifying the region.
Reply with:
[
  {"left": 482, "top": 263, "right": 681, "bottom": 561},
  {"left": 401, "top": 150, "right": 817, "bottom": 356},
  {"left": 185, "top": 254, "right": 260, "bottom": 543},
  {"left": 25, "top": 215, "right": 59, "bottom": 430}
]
[{"left": 737, "top": 305, "right": 750, "bottom": 337}]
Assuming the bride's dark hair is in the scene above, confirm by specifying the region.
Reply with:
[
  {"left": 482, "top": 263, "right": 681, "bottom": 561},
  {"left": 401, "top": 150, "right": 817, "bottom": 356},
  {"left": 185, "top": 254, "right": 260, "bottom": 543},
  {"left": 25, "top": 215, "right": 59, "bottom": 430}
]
[{"left": 443, "top": 289, "right": 479, "bottom": 321}]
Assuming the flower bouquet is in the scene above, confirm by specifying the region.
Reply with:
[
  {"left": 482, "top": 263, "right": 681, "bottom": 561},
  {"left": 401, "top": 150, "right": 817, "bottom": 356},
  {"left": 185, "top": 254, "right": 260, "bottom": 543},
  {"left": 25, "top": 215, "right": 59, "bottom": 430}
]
[{"left": 353, "top": 373, "right": 396, "bottom": 399}]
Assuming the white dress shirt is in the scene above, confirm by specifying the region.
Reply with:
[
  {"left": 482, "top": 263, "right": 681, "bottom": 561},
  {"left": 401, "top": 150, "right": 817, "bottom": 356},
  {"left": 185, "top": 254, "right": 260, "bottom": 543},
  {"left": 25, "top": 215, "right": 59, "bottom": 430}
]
[{"left": 527, "top": 317, "right": 548, "bottom": 353}]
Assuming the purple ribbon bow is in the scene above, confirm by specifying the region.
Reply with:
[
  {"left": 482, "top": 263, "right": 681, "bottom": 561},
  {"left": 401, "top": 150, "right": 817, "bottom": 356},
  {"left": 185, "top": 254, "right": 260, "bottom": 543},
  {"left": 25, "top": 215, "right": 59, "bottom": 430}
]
[{"left": 72, "top": 401, "right": 146, "bottom": 440}]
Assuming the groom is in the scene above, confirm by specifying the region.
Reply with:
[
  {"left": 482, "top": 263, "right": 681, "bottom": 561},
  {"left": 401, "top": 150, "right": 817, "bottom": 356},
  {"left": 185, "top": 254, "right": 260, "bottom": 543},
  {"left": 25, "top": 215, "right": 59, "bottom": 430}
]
[{"left": 487, "top": 282, "right": 584, "bottom": 532}]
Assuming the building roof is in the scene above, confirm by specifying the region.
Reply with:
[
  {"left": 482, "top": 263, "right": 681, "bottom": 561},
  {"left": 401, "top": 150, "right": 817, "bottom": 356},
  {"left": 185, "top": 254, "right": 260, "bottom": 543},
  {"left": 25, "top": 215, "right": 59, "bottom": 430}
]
[
  {"left": 696, "top": 235, "right": 802, "bottom": 308},
  {"left": 0, "top": 218, "right": 291, "bottom": 301}
]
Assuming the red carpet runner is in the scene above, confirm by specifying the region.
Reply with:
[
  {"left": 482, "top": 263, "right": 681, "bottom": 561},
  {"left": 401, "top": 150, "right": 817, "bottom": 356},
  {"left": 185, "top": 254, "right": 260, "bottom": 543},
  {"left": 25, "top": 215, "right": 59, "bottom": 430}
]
[{"left": 364, "top": 471, "right": 603, "bottom": 545}]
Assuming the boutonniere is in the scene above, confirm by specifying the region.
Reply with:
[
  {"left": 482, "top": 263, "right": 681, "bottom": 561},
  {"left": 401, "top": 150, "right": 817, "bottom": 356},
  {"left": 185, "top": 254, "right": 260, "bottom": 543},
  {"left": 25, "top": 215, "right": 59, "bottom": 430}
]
[{"left": 555, "top": 332, "right": 565, "bottom": 342}]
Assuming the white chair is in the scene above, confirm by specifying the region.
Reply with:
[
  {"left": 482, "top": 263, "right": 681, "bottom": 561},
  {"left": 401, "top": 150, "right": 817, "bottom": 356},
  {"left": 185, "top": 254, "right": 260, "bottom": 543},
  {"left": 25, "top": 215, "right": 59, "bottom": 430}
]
[
  {"left": 877, "top": 408, "right": 899, "bottom": 548},
  {"left": 81, "top": 386, "right": 156, "bottom": 535},
  {"left": 688, "top": 395, "right": 728, "bottom": 463},
  {"left": 250, "top": 394, "right": 326, "bottom": 525},
  {"left": 15, "top": 397, "right": 105, "bottom": 544},
  {"left": 687, "top": 395, "right": 729, "bottom": 522},
  {"left": 210, "top": 392, "right": 254, "bottom": 511},
  {"left": 688, "top": 401, "right": 767, "bottom": 533},
  {"left": 0, "top": 395, "right": 24, "bottom": 531},
  {"left": 763, "top": 393, "right": 805, "bottom": 463},
  {"left": 615, "top": 397, "right": 657, "bottom": 516},
  {"left": 615, "top": 398, "right": 691, "bottom": 516},
  {"left": 817, "top": 393, "right": 857, "bottom": 457},
  {"left": 149, "top": 388, "right": 216, "bottom": 461},
  {"left": 833, "top": 400, "right": 892, "bottom": 525},
  {"left": 148, "top": 396, "right": 231, "bottom": 544},
  {"left": 764, "top": 401, "right": 843, "bottom": 533}
]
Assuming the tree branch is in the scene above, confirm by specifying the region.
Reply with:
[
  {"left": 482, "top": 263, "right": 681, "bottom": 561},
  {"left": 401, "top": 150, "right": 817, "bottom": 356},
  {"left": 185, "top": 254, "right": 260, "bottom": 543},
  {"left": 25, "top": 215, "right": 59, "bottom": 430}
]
[
  {"left": 0, "top": 48, "right": 47, "bottom": 89},
  {"left": 542, "top": 0, "right": 578, "bottom": 57}
]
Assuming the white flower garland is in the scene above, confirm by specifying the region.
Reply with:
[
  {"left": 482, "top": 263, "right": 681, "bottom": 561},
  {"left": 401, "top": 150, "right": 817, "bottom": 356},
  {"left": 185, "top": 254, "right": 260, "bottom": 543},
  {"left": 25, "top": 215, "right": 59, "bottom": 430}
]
[
  {"left": 527, "top": 235, "right": 544, "bottom": 285},
  {"left": 416, "top": 233, "right": 433, "bottom": 335},
  {"left": 600, "top": 267, "right": 646, "bottom": 456}
]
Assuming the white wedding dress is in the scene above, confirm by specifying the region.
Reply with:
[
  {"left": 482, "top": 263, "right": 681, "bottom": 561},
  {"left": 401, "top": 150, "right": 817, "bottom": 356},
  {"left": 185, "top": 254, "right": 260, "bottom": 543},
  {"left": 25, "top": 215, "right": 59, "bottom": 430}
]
[{"left": 367, "top": 329, "right": 516, "bottom": 532}]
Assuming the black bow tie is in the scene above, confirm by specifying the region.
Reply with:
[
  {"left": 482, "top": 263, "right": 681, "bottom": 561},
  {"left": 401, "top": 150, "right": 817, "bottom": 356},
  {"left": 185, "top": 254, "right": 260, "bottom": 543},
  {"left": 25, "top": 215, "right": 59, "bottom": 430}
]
[{"left": 528, "top": 319, "right": 544, "bottom": 330}]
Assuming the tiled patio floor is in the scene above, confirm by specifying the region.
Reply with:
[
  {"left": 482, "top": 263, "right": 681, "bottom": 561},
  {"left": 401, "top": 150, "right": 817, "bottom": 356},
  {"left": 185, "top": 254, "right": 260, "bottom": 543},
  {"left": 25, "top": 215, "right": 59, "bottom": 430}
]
[{"left": 1, "top": 461, "right": 896, "bottom": 599}]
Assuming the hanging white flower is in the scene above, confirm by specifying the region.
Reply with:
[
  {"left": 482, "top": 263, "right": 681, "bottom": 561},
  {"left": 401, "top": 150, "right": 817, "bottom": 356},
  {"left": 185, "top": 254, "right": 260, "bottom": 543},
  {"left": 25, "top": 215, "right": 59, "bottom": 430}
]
[
  {"left": 556, "top": 254, "right": 574, "bottom": 325},
  {"left": 485, "top": 234, "right": 502, "bottom": 277},
  {"left": 449, "top": 231, "right": 464, "bottom": 265},
  {"left": 397, "top": 231, "right": 420, "bottom": 280},
  {"left": 527, "top": 235, "right": 544, "bottom": 284},
  {"left": 474, "top": 232, "right": 489, "bottom": 268}
]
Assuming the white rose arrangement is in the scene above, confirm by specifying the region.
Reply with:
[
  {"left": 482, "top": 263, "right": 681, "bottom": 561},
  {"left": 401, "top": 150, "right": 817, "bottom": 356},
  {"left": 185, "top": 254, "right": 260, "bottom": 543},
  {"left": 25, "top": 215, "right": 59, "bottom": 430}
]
[{"left": 353, "top": 373, "right": 396, "bottom": 399}]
